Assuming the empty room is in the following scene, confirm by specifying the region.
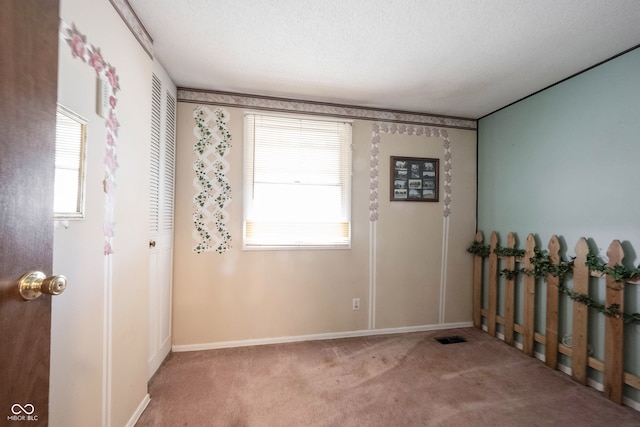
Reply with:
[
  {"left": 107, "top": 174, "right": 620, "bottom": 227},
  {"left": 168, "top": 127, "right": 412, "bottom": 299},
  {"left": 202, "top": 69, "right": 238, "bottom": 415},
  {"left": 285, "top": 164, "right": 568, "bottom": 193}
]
[{"left": 2, "top": 1, "right": 640, "bottom": 426}]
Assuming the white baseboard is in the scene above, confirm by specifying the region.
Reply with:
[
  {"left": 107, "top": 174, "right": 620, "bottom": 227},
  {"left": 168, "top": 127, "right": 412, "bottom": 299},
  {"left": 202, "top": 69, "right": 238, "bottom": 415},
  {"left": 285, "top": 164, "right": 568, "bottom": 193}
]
[
  {"left": 125, "top": 393, "right": 150, "bottom": 427},
  {"left": 486, "top": 327, "right": 640, "bottom": 412},
  {"left": 172, "top": 322, "right": 473, "bottom": 352}
]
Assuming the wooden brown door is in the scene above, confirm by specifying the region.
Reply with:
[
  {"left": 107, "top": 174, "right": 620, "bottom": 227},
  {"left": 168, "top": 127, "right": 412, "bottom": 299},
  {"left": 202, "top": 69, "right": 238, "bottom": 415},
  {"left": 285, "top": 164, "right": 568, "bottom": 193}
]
[{"left": 0, "top": 1, "right": 60, "bottom": 425}]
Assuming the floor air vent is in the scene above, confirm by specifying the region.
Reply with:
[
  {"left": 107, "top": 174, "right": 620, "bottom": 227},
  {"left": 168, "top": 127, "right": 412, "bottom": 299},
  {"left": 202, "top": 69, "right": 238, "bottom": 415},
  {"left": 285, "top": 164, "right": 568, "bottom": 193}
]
[{"left": 435, "top": 336, "right": 467, "bottom": 344}]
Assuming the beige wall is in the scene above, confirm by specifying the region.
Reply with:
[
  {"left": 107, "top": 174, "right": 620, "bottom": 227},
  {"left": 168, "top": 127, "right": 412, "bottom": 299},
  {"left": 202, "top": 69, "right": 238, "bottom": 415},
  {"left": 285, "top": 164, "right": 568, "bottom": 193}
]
[
  {"left": 49, "top": 1, "right": 476, "bottom": 423},
  {"left": 52, "top": 0, "right": 152, "bottom": 425},
  {"left": 377, "top": 128, "right": 477, "bottom": 326},
  {"left": 172, "top": 103, "right": 476, "bottom": 347}
]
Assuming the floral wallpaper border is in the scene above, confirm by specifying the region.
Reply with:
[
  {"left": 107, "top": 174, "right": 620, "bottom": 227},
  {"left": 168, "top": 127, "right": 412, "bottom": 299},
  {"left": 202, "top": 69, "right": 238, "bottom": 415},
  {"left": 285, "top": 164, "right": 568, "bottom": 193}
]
[
  {"left": 178, "top": 89, "right": 477, "bottom": 130},
  {"left": 60, "top": 21, "right": 121, "bottom": 255},
  {"left": 108, "top": 0, "right": 154, "bottom": 58},
  {"left": 192, "top": 106, "right": 233, "bottom": 254},
  {"left": 369, "top": 123, "right": 452, "bottom": 221}
]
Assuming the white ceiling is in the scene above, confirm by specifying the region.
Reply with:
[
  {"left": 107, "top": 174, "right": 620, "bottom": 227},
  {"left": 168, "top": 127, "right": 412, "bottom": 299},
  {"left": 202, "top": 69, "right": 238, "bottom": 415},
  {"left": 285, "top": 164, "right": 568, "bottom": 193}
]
[{"left": 128, "top": 0, "right": 640, "bottom": 119}]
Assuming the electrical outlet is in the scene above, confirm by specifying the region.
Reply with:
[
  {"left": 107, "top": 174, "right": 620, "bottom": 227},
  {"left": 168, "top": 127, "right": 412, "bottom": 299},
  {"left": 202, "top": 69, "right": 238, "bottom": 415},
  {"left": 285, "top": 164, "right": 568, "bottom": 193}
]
[{"left": 352, "top": 298, "right": 360, "bottom": 310}]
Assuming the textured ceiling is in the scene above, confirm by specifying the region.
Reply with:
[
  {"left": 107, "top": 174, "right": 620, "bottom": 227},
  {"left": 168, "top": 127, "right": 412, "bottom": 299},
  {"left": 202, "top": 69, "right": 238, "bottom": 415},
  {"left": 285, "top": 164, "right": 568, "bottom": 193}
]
[{"left": 128, "top": 0, "right": 640, "bottom": 119}]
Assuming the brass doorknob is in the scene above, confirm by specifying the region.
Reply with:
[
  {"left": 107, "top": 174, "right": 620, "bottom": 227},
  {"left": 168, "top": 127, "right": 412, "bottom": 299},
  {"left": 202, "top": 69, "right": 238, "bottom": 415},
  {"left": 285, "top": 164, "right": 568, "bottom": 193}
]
[{"left": 17, "top": 271, "right": 67, "bottom": 301}]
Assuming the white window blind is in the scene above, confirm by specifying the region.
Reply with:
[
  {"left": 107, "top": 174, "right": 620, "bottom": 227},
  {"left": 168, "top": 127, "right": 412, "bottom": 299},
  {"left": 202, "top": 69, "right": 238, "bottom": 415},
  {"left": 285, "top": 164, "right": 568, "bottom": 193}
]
[
  {"left": 54, "top": 105, "right": 86, "bottom": 219},
  {"left": 244, "top": 113, "right": 352, "bottom": 248}
]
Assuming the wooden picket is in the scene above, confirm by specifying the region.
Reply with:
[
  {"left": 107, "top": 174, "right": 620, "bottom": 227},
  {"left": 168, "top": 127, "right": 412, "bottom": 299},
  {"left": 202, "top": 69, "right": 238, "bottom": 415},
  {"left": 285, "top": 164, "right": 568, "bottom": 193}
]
[
  {"left": 522, "top": 234, "right": 536, "bottom": 357},
  {"left": 572, "top": 238, "right": 589, "bottom": 385},
  {"left": 504, "top": 232, "right": 516, "bottom": 346},
  {"left": 604, "top": 240, "right": 625, "bottom": 404},
  {"left": 487, "top": 232, "right": 498, "bottom": 337},
  {"left": 545, "top": 235, "right": 560, "bottom": 370},
  {"left": 471, "top": 231, "right": 640, "bottom": 407}
]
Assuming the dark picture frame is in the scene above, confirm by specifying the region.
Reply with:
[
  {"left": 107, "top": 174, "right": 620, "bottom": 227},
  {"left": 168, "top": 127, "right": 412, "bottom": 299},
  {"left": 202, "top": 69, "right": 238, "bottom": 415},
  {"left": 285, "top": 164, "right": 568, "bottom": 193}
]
[{"left": 390, "top": 156, "right": 439, "bottom": 202}]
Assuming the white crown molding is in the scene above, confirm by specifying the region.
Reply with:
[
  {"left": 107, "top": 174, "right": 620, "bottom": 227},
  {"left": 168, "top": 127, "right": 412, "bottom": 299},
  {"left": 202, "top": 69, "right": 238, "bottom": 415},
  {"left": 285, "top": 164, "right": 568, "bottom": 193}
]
[
  {"left": 178, "top": 88, "right": 477, "bottom": 130},
  {"left": 108, "top": 0, "right": 153, "bottom": 58}
]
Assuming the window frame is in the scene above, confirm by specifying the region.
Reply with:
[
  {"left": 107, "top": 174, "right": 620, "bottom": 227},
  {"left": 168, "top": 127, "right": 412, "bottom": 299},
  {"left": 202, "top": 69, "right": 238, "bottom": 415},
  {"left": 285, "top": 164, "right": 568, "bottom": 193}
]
[
  {"left": 54, "top": 104, "right": 88, "bottom": 220},
  {"left": 242, "top": 111, "right": 353, "bottom": 250}
]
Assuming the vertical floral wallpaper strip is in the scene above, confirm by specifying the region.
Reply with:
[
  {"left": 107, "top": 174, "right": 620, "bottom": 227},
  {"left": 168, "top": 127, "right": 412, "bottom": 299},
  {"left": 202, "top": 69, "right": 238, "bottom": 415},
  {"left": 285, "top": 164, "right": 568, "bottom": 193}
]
[
  {"left": 192, "top": 106, "right": 232, "bottom": 254},
  {"left": 61, "top": 21, "right": 121, "bottom": 255},
  {"left": 369, "top": 123, "right": 452, "bottom": 222}
]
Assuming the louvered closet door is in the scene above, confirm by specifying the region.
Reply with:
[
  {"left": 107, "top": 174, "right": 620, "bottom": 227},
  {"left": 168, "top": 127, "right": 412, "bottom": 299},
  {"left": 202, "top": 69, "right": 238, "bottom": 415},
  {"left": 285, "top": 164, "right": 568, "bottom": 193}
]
[{"left": 148, "top": 69, "right": 176, "bottom": 379}]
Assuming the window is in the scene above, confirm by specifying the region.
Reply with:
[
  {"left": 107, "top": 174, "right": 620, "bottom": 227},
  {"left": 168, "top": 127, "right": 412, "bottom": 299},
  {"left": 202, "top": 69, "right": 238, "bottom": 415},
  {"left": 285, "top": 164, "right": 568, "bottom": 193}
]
[
  {"left": 244, "top": 113, "right": 352, "bottom": 249},
  {"left": 54, "top": 105, "right": 87, "bottom": 220}
]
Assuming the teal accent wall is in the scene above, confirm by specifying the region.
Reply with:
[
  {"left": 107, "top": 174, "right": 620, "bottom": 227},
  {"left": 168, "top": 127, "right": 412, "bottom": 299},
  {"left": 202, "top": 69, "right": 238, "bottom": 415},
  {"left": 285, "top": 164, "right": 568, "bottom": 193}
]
[{"left": 478, "top": 47, "right": 640, "bottom": 404}]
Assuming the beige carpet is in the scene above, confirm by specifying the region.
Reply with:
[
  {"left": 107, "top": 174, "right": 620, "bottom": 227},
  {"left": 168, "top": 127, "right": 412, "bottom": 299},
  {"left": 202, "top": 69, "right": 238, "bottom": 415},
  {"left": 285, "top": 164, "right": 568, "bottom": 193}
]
[{"left": 136, "top": 328, "right": 640, "bottom": 426}]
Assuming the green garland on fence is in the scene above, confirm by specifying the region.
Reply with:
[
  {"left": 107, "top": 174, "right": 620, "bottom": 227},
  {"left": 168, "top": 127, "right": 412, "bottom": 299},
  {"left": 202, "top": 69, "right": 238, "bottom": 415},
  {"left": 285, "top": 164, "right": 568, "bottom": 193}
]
[
  {"left": 493, "top": 245, "right": 526, "bottom": 258},
  {"left": 558, "top": 286, "right": 640, "bottom": 324},
  {"left": 468, "top": 239, "right": 640, "bottom": 325},
  {"left": 465, "top": 242, "right": 525, "bottom": 258},
  {"left": 500, "top": 268, "right": 519, "bottom": 280},
  {"left": 585, "top": 253, "right": 640, "bottom": 282},
  {"left": 522, "top": 248, "right": 575, "bottom": 281},
  {"left": 495, "top": 269, "right": 640, "bottom": 324},
  {"left": 467, "top": 240, "right": 640, "bottom": 282},
  {"left": 466, "top": 241, "right": 490, "bottom": 257}
]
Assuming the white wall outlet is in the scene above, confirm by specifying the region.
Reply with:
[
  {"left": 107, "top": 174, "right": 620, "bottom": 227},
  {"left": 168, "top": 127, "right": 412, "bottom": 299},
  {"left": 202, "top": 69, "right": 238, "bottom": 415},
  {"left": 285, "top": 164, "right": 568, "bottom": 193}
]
[{"left": 352, "top": 298, "right": 360, "bottom": 310}]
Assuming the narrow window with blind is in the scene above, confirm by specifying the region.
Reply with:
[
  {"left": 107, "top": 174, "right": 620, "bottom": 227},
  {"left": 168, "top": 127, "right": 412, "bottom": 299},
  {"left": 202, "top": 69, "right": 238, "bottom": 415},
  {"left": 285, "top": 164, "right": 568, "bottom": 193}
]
[
  {"left": 54, "top": 104, "right": 87, "bottom": 220},
  {"left": 243, "top": 113, "right": 352, "bottom": 249}
]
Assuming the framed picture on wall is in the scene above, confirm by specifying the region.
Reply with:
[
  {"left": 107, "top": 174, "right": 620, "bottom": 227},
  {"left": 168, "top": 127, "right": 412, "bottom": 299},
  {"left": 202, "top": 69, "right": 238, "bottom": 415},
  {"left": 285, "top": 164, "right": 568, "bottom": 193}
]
[{"left": 390, "top": 156, "right": 439, "bottom": 202}]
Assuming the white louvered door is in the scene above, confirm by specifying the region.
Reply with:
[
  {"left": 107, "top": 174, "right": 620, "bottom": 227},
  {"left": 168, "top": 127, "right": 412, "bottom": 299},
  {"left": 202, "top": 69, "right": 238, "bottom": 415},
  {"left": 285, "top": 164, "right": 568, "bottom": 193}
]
[{"left": 148, "top": 63, "right": 176, "bottom": 379}]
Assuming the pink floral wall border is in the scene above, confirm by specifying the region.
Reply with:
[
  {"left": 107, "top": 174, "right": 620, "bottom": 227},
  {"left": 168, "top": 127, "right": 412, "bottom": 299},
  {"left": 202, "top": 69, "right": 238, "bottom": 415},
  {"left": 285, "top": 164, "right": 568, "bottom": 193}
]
[
  {"left": 60, "top": 21, "right": 120, "bottom": 255},
  {"left": 369, "top": 123, "right": 452, "bottom": 221}
]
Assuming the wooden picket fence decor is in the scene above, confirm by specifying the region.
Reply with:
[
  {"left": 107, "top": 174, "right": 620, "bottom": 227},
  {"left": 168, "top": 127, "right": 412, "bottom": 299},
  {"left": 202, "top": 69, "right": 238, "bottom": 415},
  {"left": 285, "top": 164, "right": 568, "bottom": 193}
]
[{"left": 472, "top": 231, "right": 640, "bottom": 406}]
